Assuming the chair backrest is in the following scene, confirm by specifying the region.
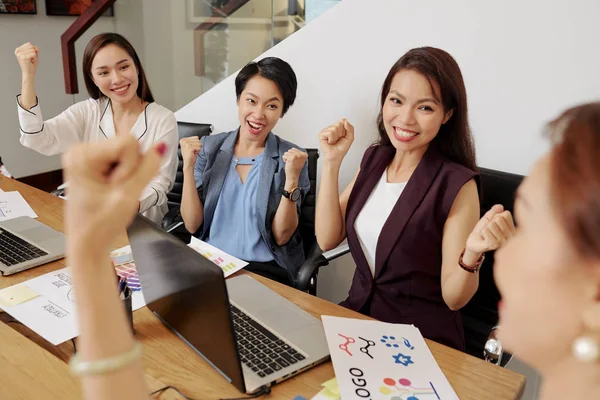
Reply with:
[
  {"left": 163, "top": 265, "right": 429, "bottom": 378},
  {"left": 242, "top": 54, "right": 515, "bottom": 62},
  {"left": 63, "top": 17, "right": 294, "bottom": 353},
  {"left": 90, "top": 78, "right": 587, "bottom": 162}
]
[
  {"left": 167, "top": 122, "right": 213, "bottom": 211},
  {"left": 461, "top": 167, "right": 525, "bottom": 359},
  {"left": 299, "top": 148, "right": 319, "bottom": 256}
]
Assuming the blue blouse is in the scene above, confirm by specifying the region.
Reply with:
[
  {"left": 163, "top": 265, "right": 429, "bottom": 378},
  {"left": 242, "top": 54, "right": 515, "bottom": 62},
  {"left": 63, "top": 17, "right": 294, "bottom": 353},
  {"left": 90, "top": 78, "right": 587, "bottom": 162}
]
[{"left": 206, "top": 153, "right": 274, "bottom": 262}]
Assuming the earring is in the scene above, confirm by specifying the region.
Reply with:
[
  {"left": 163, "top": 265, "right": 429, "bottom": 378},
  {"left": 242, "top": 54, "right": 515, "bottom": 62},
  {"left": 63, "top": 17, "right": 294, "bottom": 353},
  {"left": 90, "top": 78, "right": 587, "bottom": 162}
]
[
  {"left": 574, "top": 306, "right": 600, "bottom": 362},
  {"left": 573, "top": 335, "right": 600, "bottom": 363}
]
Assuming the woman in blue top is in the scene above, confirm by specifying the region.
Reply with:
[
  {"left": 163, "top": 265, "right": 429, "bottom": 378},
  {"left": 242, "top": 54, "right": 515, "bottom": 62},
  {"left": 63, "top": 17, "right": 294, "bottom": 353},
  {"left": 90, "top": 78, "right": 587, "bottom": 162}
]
[{"left": 180, "top": 57, "right": 310, "bottom": 286}]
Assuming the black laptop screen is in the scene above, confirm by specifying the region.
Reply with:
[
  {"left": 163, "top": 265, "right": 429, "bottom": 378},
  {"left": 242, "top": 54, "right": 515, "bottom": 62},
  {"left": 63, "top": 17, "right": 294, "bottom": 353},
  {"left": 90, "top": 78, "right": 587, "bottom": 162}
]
[{"left": 127, "top": 215, "right": 245, "bottom": 392}]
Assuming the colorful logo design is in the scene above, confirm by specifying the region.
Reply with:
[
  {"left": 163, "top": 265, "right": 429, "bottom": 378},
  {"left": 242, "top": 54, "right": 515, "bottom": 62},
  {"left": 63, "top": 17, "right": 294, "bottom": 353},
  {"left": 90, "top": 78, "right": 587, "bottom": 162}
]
[
  {"left": 114, "top": 263, "right": 142, "bottom": 292},
  {"left": 393, "top": 353, "right": 414, "bottom": 366},
  {"left": 358, "top": 336, "right": 375, "bottom": 359},
  {"left": 381, "top": 335, "right": 416, "bottom": 351},
  {"left": 338, "top": 333, "right": 356, "bottom": 356},
  {"left": 402, "top": 337, "right": 415, "bottom": 350},
  {"left": 380, "top": 377, "right": 440, "bottom": 400},
  {"left": 381, "top": 335, "right": 400, "bottom": 348}
]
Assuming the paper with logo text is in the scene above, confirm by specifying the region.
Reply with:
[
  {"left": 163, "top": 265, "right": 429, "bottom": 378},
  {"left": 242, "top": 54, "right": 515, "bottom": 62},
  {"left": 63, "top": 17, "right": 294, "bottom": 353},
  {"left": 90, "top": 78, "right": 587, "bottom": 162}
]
[
  {"left": 0, "top": 191, "right": 37, "bottom": 221},
  {"left": 322, "top": 316, "right": 458, "bottom": 400},
  {"left": 0, "top": 268, "right": 77, "bottom": 345},
  {"left": 187, "top": 237, "right": 248, "bottom": 277}
]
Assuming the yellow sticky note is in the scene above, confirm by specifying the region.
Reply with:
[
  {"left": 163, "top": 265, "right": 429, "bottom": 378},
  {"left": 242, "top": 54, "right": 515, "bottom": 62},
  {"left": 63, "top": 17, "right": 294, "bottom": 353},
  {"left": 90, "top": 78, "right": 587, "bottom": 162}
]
[
  {"left": 320, "top": 388, "right": 340, "bottom": 400},
  {"left": 322, "top": 378, "right": 340, "bottom": 395},
  {"left": 0, "top": 285, "right": 40, "bottom": 308}
]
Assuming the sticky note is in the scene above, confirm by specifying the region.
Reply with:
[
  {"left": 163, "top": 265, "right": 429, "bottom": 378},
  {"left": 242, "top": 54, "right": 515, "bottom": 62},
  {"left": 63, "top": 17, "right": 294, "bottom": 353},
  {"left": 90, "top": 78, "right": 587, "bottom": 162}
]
[
  {"left": 310, "top": 388, "right": 340, "bottom": 400},
  {"left": 112, "top": 253, "right": 134, "bottom": 266},
  {"left": 322, "top": 378, "right": 340, "bottom": 396},
  {"left": 0, "top": 284, "right": 40, "bottom": 308}
]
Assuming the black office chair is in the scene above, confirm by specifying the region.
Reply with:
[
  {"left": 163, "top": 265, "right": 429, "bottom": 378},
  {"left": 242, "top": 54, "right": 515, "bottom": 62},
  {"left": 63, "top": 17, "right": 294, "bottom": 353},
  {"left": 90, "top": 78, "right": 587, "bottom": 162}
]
[
  {"left": 461, "top": 167, "right": 525, "bottom": 363},
  {"left": 293, "top": 149, "right": 331, "bottom": 294},
  {"left": 162, "top": 121, "right": 213, "bottom": 242}
]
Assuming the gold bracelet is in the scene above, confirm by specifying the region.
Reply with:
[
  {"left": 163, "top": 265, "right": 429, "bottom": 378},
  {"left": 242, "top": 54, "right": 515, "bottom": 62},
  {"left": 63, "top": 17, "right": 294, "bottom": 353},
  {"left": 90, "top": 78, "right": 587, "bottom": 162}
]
[{"left": 69, "top": 342, "right": 143, "bottom": 376}]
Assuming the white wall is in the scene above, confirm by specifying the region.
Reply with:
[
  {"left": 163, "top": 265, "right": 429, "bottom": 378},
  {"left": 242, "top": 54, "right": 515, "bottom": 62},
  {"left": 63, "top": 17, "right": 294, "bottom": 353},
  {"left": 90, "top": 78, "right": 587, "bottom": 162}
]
[
  {"left": 0, "top": 0, "right": 144, "bottom": 178},
  {"left": 175, "top": 0, "right": 600, "bottom": 303}
]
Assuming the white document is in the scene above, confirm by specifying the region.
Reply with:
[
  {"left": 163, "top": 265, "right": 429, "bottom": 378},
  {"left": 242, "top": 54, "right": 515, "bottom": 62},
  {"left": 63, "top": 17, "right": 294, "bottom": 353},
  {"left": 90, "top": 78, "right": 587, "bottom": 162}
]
[
  {"left": 322, "top": 316, "right": 458, "bottom": 400},
  {"left": 0, "top": 268, "right": 77, "bottom": 345},
  {"left": 188, "top": 237, "right": 249, "bottom": 277},
  {"left": 0, "top": 264, "right": 145, "bottom": 345},
  {"left": 0, "top": 191, "right": 38, "bottom": 221}
]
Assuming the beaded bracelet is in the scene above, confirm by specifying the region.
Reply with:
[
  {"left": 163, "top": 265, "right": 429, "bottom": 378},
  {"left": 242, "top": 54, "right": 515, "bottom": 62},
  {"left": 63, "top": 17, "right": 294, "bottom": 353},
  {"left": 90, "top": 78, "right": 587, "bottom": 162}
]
[{"left": 69, "top": 342, "right": 143, "bottom": 376}]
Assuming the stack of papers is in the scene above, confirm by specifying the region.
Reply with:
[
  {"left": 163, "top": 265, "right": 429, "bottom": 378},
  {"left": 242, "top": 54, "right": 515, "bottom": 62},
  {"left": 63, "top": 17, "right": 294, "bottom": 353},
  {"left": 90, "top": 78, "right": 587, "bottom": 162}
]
[{"left": 322, "top": 316, "right": 458, "bottom": 400}]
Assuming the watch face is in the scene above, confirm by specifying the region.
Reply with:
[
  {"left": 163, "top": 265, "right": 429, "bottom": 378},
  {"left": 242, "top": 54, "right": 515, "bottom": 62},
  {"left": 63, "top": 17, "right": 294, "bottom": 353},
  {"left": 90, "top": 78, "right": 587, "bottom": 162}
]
[{"left": 290, "top": 188, "right": 301, "bottom": 202}]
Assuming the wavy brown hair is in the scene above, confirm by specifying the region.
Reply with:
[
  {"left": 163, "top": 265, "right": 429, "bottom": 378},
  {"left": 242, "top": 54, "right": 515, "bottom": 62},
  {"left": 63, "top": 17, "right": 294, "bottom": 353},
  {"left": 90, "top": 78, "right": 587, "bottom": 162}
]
[
  {"left": 548, "top": 102, "right": 600, "bottom": 258},
  {"left": 376, "top": 47, "right": 476, "bottom": 171}
]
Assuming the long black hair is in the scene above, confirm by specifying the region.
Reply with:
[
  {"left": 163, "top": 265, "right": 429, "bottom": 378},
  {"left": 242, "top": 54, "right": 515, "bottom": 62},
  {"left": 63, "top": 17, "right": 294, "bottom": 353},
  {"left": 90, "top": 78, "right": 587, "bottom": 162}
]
[
  {"left": 376, "top": 47, "right": 476, "bottom": 171},
  {"left": 82, "top": 33, "right": 154, "bottom": 102}
]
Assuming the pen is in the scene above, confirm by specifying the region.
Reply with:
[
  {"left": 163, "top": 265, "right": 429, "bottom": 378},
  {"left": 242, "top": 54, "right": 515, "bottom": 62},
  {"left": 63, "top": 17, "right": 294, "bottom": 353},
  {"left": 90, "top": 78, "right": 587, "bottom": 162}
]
[{"left": 118, "top": 278, "right": 127, "bottom": 299}]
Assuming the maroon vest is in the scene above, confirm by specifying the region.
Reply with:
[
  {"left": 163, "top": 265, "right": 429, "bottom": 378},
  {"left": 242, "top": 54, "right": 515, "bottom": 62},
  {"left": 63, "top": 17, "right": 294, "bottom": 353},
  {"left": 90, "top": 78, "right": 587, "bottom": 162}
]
[{"left": 341, "top": 144, "right": 479, "bottom": 351}]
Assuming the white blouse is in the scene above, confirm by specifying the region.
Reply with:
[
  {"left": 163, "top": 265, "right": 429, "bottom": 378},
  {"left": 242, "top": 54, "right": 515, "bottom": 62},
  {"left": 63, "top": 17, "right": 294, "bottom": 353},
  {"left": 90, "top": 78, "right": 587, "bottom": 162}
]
[
  {"left": 354, "top": 169, "right": 406, "bottom": 276},
  {"left": 16, "top": 96, "right": 179, "bottom": 224}
]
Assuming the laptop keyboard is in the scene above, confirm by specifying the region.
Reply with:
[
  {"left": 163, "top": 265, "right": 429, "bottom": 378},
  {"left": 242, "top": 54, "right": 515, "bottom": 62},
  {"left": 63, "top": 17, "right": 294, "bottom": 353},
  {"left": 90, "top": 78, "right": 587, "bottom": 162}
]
[
  {"left": 231, "top": 305, "right": 306, "bottom": 378},
  {"left": 0, "top": 228, "right": 47, "bottom": 266}
]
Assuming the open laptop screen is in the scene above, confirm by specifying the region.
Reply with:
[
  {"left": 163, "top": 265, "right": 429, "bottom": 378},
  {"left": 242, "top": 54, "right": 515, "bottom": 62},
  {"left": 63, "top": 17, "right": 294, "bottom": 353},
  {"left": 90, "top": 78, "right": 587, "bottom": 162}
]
[{"left": 127, "top": 215, "right": 245, "bottom": 392}]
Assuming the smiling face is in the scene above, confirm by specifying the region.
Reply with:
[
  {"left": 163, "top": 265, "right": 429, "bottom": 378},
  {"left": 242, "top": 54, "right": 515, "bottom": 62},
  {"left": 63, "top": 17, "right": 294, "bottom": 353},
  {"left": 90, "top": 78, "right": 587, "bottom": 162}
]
[
  {"left": 381, "top": 69, "right": 453, "bottom": 153},
  {"left": 493, "top": 156, "right": 593, "bottom": 371},
  {"left": 236, "top": 75, "right": 284, "bottom": 144},
  {"left": 90, "top": 44, "right": 140, "bottom": 105}
]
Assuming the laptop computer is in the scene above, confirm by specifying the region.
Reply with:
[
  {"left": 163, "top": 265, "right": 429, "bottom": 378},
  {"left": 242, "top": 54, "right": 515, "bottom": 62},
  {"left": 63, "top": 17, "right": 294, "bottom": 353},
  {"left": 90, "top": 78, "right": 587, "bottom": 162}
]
[
  {"left": 0, "top": 216, "right": 66, "bottom": 276},
  {"left": 127, "top": 215, "right": 330, "bottom": 394}
]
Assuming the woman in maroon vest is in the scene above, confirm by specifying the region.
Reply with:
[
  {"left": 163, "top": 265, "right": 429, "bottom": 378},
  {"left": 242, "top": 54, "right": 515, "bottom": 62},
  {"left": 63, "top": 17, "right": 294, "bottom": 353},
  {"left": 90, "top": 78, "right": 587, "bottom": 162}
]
[{"left": 316, "top": 47, "right": 515, "bottom": 351}]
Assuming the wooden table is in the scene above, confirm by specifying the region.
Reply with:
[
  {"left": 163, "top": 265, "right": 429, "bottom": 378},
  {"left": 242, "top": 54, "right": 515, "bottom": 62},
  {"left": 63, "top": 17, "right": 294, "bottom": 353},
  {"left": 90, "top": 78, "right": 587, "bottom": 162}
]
[{"left": 0, "top": 176, "right": 526, "bottom": 399}]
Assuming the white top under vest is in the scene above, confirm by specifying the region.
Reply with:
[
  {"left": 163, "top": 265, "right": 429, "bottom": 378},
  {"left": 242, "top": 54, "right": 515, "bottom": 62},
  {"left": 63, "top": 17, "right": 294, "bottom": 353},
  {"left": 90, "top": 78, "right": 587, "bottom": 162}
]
[{"left": 354, "top": 169, "right": 406, "bottom": 276}]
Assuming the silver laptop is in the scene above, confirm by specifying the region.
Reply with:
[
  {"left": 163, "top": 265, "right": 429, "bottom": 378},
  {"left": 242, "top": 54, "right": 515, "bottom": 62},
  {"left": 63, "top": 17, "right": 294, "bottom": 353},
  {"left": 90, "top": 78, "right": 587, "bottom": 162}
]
[
  {"left": 127, "top": 214, "right": 330, "bottom": 394},
  {"left": 0, "top": 216, "right": 66, "bottom": 275}
]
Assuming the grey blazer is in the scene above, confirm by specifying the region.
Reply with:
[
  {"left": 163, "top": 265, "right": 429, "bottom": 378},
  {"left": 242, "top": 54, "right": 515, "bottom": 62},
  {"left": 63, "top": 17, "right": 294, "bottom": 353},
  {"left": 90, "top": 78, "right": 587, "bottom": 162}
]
[{"left": 193, "top": 129, "right": 310, "bottom": 281}]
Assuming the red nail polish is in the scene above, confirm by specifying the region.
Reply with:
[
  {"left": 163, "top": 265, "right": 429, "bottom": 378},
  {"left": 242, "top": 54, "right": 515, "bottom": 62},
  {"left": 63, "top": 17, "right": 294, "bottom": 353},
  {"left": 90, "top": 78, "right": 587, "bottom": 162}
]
[{"left": 156, "top": 142, "right": 167, "bottom": 156}]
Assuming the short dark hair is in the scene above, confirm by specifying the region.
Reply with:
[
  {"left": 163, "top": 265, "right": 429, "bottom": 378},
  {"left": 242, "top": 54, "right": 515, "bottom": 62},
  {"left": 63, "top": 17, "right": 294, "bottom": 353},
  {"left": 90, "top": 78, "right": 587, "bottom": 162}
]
[
  {"left": 376, "top": 47, "right": 476, "bottom": 172},
  {"left": 82, "top": 33, "right": 154, "bottom": 103},
  {"left": 235, "top": 57, "right": 297, "bottom": 116}
]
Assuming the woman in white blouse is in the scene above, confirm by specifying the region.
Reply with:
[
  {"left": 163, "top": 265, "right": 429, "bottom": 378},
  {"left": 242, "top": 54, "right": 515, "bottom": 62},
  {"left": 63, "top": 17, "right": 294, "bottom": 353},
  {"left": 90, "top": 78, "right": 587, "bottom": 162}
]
[{"left": 14, "top": 33, "right": 178, "bottom": 223}]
